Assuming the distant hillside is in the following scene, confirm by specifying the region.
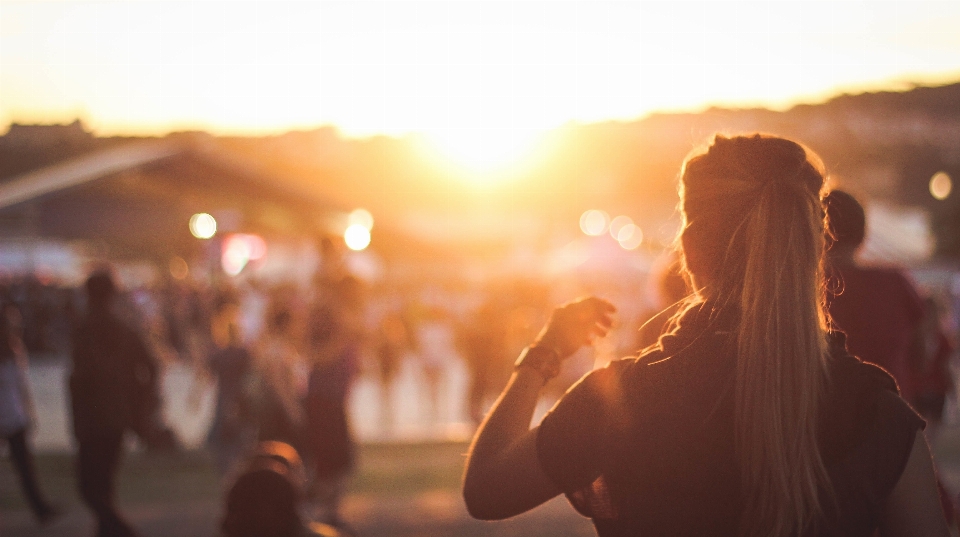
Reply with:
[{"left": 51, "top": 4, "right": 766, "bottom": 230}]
[
  {"left": 216, "top": 80, "right": 960, "bottom": 253},
  {"left": 4, "top": 81, "right": 959, "bottom": 256}
]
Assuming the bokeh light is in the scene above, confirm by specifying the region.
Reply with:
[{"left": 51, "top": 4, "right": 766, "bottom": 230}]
[
  {"left": 168, "top": 256, "right": 189, "bottom": 280},
  {"left": 579, "top": 210, "right": 610, "bottom": 236},
  {"left": 609, "top": 215, "right": 634, "bottom": 240},
  {"left": 221, "top": 233, "right": 267, "bottom": 276},
  {"left": 930, "top": 171, "right": 953, "bottom": 200},
  {"left": 349, "top": 208, "right": 374, "bottom": 230},
  {"left": 344, "top": 224, "right": 371, "bottom": 251},
  {"left": 617, "top": 224, "right": 644, "bottom": 250},
  {"left": 242, "top": 234, "right": 268, "bottom": 261},
  {"left": 189, "top": 213, "right": 217, "bottom": 239}
]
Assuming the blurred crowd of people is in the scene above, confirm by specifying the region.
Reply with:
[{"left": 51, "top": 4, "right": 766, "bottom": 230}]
[{"left": 2, "top": 203, "right": 960, "bottom": 535}]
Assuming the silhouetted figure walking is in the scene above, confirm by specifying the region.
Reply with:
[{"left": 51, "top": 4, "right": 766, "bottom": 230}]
[
  {"left": 207, "top": 306, "right": 257, "bottom": 478},
  {"left": 0, "top": 298, "right": 59, "bottom": 524},
  {"left": 458, "top": 298, "right": 508, "bottom": 426},
  {"left": 373, "top": 309, "right": 409, "bottom": 434},
  {"left": 304, "top": 276, "right": 362, "bottom": 530},
  {"left": 825, "top": 190, "right": 957, "bottom": 524},
  {"left": 824, "top": 190, "right": 927, "bottom": 402},
  {"left": 255, "top": 308, "right": 306, "bottom": 450},
  {"left": 70, "top": 271, "right": 157, "bottom": 537}
]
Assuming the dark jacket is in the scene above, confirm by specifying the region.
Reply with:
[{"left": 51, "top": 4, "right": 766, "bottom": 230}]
[{"left": 69, "top": 309, "right": 158, "bottom": 439}]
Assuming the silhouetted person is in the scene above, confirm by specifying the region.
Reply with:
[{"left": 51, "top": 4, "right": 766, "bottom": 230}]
[
  {"left": 458, "top": 297, "right": 509, "bottom": 426},
  {"left": 221, "top": 441, "right": 332, "bottom": 537},
  {"left": 415, "top": 305, "right": 457, "bottom": 427},
  {"left": 824, "top": 190, "right": 926, "bottom": 402},
  {"left": 913, "top": 296, "right": 955, "bottom": 428},
  {"left": 373, "top": 309, "right": 409, "bottom": 434},
  {"left": 304, "top": 276, "right": 362, "bottom": 530},
  {"left": 464, "top": 135, "right": 948, "bottom": 536},
  {"left": 255, "top": 308, "right": 306, "bottom": 450},
  {"left": 207, "top": 305, "right": 257, "bottom": 478},
  {"left": 825, "top": 189, "right": 957, "bottom": 524},
  {"left": 70, "top": 270, "right": 157, "bottom": 537},
  {"left": 0, "top": 299, "right": 59, "bottom": 524}
]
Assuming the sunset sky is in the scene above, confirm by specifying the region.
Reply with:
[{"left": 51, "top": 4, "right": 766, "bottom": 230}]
[{"left": 2, "top": 1, "right": 959, "bottom": 168}]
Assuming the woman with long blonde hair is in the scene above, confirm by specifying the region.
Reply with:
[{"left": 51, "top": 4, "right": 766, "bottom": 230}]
[{"left": 463, "top": 134, "right": 948, "bottom": 536}]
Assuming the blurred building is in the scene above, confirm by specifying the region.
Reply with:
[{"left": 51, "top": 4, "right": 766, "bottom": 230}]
[{"left": 0, "top": 122, "right": 346, "bottom": 284}]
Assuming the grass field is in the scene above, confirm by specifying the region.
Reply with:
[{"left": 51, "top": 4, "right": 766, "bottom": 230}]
[
  {"left": 0, "top": 441, "right": 596, "bottom": 537},
  {"left": 5, "top": 429, "right": 960, "bottom": 537}
]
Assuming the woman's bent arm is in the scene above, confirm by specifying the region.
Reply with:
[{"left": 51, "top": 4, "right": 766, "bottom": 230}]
[
  {"left": 463, "top": 296, "right": 615, "bottom": 520},
  {"left": 462, "top": 367, "right": 561, "bottom": 520}
]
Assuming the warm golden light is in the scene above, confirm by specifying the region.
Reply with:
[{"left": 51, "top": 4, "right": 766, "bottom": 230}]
[
  {"left": 425, "top": 128, "right": 546, "bottom": 176},
  {"left": 220, "top": 233, "right": 266, "bottom": 276},
  {"left": 344, "top": 224, "right": 371, "bottom": 251},
  {"left": 617, "top": 224, "right": 644, "bottom": 250},
  {"left": 2, "top": 3, "right": 959, "bottom": 137},
  {"left": 349, "top": 208, "right": 374, "bottom": 230},
  {"left": 168, "top": 256, "right": 189, "bottom": 280},
  {"left": 609, "top": 216, "right": 634, "bottom": 240},
  {"left": 222, "top": 243, "right": 247, "bottom": 276},
  {"left": 930, "top": 171, "right": 953, "bottom": 200},
  {"left": 189, "top": 213, "right": 217, "bottom": 239},
  {"left": 580, "top": 210, "right": 609, "bottom": 236}
]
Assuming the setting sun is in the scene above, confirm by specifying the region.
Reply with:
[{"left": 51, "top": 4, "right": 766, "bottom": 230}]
[{"left": 420, "top": 127, "right": 547, "bottom": 178}]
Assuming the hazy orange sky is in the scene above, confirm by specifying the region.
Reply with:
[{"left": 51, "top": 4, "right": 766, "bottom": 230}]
[{"left": 2, "top": 1, "right": 959, "bottom": 169}]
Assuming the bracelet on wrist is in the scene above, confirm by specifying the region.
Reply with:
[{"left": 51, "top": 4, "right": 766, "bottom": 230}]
[{"left": 514, "top": 345, "right": 562, "bottom": 381}]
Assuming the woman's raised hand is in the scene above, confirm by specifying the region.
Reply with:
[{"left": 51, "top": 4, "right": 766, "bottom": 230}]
[{"left": 534, "top": 297, "right": 616, "bottom": 359}]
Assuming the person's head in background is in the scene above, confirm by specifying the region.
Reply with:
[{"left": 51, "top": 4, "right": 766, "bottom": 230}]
[
  {"left": 85, "top": 269, "right": 117, "bottom": 313},
  {"left": 221, "top": 441, "right": 306, "bottom": 537},
  {"left": 823, "top": 189, "right": 867, "bottom": 265}
]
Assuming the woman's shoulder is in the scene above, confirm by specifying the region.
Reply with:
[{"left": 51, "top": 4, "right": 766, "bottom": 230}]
[
  {"left": 565, "top": 356, "right": 639, "bottom": 396},
  {"left": 828, "top": 346, "right": 899, "bottom": 394},
  {"left": 822, "top": 335, "right": 925, "bottom": 471}
]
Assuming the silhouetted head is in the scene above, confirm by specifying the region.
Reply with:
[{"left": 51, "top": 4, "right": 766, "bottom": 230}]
[
  {"left": 85, "top": 270, "right": 117, "bottom": 310},
  {"left": 221, "top": 441, "right": 305, "bottom": 537},
  {"left": 679, "top": 133, "right": 826, "bottom": 296},
  {"left": 823, "top": 189, "right": 866, "bottom": 252}
]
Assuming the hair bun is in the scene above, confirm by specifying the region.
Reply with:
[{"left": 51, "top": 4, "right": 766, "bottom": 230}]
[{"left": 707, "top": 134, "right": 812, "bottom": 191}]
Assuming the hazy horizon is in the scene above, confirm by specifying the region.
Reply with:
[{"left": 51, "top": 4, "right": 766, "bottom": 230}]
[{"left": 3, "top": 1, "right": 960, "bottom": 169}]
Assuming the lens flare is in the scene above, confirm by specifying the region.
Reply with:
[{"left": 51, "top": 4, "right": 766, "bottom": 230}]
[
  {"left": 344, "top": 224, "right": 371, "bottom": 251},
  {"left": 168, "top": 256, "right": 189, "bottom": 280},
  {"left": 609, "top": 215, "right": 634, "bottom": 240},
  {"left": 221, "top": 234, "right": 267, "bottom": 276},
  {"left": 189, "top": 213, "right": 217, "bottom": 239},
  {"left": 349, "top": 208, "right": 374, "bottom": 230},
  {"left": 617, "top": 224, "right": 644, "bottom": 250},
  {"left": 930, "top": 171, "right": 953, "bottom": 200},
  {"left": 580, "top": 210, "right": 609, "bottom": 236}
]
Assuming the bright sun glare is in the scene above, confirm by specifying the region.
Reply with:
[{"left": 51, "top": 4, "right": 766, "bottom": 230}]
[
  {"left": 3, "top": 1, "right": 960, "bottom": 172},
  {"left": 424, "top": 127, "right": 546, "bottom": 178}
]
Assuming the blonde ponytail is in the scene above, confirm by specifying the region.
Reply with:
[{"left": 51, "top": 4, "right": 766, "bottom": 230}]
[
  {"left": 735, "top": 176, "right": 830, "bottom": 536},
  {"left": 680, "top": 134, "right": 832, "bottom": 537}
]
